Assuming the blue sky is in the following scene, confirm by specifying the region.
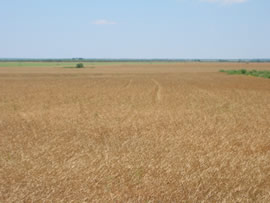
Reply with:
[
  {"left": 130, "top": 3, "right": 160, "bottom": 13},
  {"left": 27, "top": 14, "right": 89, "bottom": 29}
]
[{"left": 0, "top": 0, "right": 269, "bottom": 59}]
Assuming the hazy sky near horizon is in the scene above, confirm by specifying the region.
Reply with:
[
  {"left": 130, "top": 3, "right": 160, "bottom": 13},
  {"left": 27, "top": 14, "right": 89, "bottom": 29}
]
[{"left": 1, "top": 0, "right": 270, "bottom": 59}]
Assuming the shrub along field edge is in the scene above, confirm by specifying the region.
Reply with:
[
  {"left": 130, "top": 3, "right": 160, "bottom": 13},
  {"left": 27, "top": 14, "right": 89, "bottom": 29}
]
[{"left": 220, "top": 69, "right": 270, "bottom": 79}]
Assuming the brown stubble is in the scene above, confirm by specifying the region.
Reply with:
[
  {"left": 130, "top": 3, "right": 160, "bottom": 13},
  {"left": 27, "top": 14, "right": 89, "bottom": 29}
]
[{"left": 0, "top": 63, "right": 270, "bottom": 202}]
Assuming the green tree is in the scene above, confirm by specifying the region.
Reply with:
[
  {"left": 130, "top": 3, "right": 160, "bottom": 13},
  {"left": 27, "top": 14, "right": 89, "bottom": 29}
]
[{"left": 76, "top": 63, "right": 84, "bottom": 68}]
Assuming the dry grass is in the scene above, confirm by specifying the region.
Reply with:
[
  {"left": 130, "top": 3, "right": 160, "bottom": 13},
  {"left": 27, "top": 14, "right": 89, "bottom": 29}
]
[{"left": 1, "top": 63, "right": 270, "bottom": 202}]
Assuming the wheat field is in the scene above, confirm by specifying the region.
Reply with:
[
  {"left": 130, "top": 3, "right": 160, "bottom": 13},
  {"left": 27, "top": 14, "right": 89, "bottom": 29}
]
[{"left": 1, "top": 63, "right": 270, "bottom": 202}]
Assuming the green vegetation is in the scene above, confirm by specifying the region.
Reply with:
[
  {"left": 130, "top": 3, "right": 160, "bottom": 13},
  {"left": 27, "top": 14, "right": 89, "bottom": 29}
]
[
  {"left": 76, "top": 63, "right": 84, "bottom": 68},
  {"left": 1, "top": 58, "right": 270, "bottom": 68},
  {"left": 64, "top": 65, "right": 96, "bottom": 69},
  {"left": 220, "top": 69, "right": 270, "bottom": 79}
]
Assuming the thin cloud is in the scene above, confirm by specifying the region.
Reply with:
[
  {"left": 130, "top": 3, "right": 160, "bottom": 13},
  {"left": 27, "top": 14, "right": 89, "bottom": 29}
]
[
  {"left": 92, "top": 19, "right": 117, "bottom": 25},
  {"left": 202, "top": 0, "right": 248, "bottom": 4}
]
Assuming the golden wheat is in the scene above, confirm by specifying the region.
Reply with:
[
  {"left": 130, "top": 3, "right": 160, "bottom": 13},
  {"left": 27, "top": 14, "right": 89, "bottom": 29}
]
[{"left": 0, "top": 63, "right": 270, "bottom": 202}]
